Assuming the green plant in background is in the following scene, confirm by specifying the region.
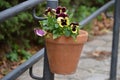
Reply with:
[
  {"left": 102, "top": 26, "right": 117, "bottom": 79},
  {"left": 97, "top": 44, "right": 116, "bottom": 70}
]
[
  {"left": 6, "top": 51, "right": 19, "bottom": 61},
  {"left": 0, "top": 0, "right": 46, "bottom": 61},
  {"left": 6, "top": 49, "right": 31, "bottom": 62},
  {"left": 73, "top": 6, "right": 97, "bottom": 22},
  {"left": 6, "top": 44, "right": 31, "bottom": 61}
]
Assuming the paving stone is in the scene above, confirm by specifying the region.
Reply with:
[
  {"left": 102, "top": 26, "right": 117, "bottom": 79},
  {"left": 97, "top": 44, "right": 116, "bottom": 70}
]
[
  {"left": 66, "top": 69, "right": 91, "bottom": 80},
  {"left": 55, "top": 69, "right": 91, "bottom": 80},
  {"left": 86, "top": 39, "right": 106, "bottom": 47},
  {"left": 17, "top": 70, "right": 34, "bottom": 80},
  {"left": 78, "top": 58, "right": 101, "bottom": 69},
  {"left": 84, "top": 74, "right": 109, "bottom": 80},
  {"left": 105, "top": 41, "right": 112, "bottom": 47},
  {"left": 95, "top": 32, "right": 112, "bottom": 41},
  {"left": 95, "top": 46, "right": 112, "bottom": 52},
  {"left": 82, "top": 45, "right": 96, "bottom": 53}
]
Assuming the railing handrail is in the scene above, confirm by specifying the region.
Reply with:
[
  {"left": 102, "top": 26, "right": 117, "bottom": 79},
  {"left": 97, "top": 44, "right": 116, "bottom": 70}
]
[{"left": 0, "top": 0, "right": 44, "bottom": 23}]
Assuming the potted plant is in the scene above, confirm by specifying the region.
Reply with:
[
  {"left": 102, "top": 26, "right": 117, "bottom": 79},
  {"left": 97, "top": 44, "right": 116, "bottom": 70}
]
[{"left": 34, "top": 6, "right": 88, "bottom": 75}]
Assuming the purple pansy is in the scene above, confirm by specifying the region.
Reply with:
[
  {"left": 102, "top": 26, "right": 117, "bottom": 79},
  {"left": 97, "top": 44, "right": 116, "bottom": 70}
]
[
  {"left": 34, "top": 28, "right": 46, "bottom": 36},
  {"left": 56, "top": 6, "right": 66, "bottom": 14},
  {"left": 56, "top": 12, "right": 68, "bottom": 19}
]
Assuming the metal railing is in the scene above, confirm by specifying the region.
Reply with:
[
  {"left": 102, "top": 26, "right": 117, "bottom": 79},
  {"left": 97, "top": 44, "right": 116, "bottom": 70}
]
[{"left": 0, "top": 0, "right": 119, "bottom": 80}]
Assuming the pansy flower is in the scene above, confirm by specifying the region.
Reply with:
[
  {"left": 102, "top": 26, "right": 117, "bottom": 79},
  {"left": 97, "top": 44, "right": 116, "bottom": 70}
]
[
  {"left": 70, "top": 23, "right": 79, "bottom": 34},
  {"left": 34, "top": 6, "right": 81, "bottom": 39},
  {"left": 44, "top": 7, "right": 55, "bottom": 16},
  {"left": 56, "top": 6, "right": 66, "bottom": 14},
  {"left": 34, "top": 28, "right": 46, "bottom": 36},
  {"left": 57, "top": 13, "right": 69, "bottom": 27}
]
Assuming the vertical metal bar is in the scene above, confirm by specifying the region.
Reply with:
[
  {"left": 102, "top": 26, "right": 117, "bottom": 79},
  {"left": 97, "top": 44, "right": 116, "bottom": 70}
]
[
  {"left": 47, "top": 0, "right": 58, "bottom": 9},
  {"left": 42, "top": 1, "right": 58, "bottom": 80},
  {"left": 43, "top": 48, "right": 54, "bottom": 80},
  {"left": 110, "top": 0, "right": 120, "bottom": 80}
]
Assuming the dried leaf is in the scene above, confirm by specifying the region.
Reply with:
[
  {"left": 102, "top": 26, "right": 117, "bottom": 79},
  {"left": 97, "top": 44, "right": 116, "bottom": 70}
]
[{"left": 87, "top": 51, "right": 111, "bottom": 60}]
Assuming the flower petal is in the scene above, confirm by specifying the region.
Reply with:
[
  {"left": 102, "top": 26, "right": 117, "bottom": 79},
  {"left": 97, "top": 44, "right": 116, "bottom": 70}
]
[
  {"left": 34, "top": 29, "right": 46, "bottom": 36},
  {"left": 57, "top": 17, "right": 64, "bottom": 27}
]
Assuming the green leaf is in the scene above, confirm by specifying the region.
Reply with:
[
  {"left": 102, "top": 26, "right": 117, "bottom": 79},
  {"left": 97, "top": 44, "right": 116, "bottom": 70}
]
[
  {"left": 71, "top": 34, "right": 77, "bottom": 40},
  {"left": 20, "top": 50, "right": 31, "bottom": 60},
  {"left": 6, "top": 51, "right": 18, "bottom": 61},
  {"left": 55, "top": 24, "right": 59, "bottom": 28},
  {"left": 41, "top": 20, "right": 48, "bottom": 26},
  {"left": 53, "top": 30, "right": 56, "bottom": 34},
  {"left": 53, "top": 34, "right": 60, "bottom": 39},
  {"left": 0, "top": 34, "right": 4, "bottom": 39},
  {"left": 64, "top": 30, "right": 71, "bottom": 37}
]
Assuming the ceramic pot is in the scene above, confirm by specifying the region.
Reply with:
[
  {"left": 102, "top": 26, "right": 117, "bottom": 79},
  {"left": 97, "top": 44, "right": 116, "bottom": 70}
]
[{"left": 45, "top": 30, "right": 88, "bottom": 74}]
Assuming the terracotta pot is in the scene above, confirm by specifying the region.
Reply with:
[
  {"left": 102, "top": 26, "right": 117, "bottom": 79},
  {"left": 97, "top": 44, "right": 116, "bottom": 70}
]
[{"left": 45, "top": 30, "right": 88, "bottom": 74}]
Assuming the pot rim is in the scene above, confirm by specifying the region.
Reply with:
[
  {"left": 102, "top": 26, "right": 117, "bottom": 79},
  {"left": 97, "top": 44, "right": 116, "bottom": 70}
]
[{"left": 45, "top": 30, "right": 88, "bottom": 44}]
